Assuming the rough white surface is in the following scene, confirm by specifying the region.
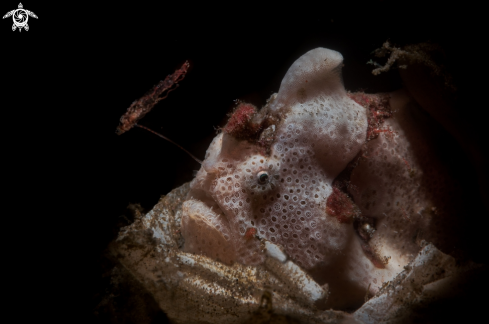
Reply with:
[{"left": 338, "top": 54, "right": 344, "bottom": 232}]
[
  {"left": 182, "top": 48, "right": 368, "bottom": 280},
  {"left": 113, "top": 183, "right": 353, "bottom": 323},
  {"left": 179, "top": 47, "right": 472, "bottom": 309},
  {"left": 354, "top": 243, "right": 480, "bottom": 324},
  {"left": 113, "top": 183, "right": 481, "bottom": 323}
]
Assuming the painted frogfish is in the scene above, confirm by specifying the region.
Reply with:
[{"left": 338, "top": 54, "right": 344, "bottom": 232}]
[{"left": 180, "top": 48, "right": 465, "bottom": 309}]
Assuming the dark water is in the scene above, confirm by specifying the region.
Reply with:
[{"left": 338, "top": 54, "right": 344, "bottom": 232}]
[{"left": 2, "top": 2, "right": 486, "bottom": 323}]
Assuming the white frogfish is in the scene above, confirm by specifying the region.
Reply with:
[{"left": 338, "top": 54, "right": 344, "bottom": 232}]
[{"left": 180, "top": 48, "right": 464, "bottom": 309}]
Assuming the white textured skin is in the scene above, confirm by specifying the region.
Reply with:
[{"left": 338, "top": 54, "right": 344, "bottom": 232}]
[
  {"left": 181, "top": 47, "right": 465, "bottom": 309},
  {"left": 115, "top": 184, "right": 340, "bottom": 323},
  {"left": 348, "top": 89, "right": 464, "bottom": 287},
  {"left": 182, "top": 48, "right": 368, "bottom": 272},
  {"left": 113, "top": 182, "right": 479, "bottom": 323}
]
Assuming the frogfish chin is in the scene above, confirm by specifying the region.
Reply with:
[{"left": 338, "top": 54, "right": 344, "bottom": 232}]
[{"left": 180, "top": 47, "right": 467, "bottom": 309}]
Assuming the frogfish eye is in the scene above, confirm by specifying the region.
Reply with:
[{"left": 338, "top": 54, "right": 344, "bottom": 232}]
[{"left": 257, "top": 171, "right": 269, "bottom": 185}]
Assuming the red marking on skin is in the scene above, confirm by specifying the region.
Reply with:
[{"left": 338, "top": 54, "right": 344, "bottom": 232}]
[
  {"left": 326, "top": 187, "right": 360, "bottom": 224},
  {"left": 244, "top": 227, "right": 257, "bottom": 240},
  {"left": 347, "top": 92, "right": 392, "bottom": 141},
  {"left": 223, "top": 103, "right": 259, "bottom": 138},
  {"left": 370, "top": 127, "right": 396, "bottom": 139}
]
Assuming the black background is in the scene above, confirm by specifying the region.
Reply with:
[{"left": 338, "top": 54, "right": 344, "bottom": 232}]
[{"left": 1, "top": 1, "right": 487, "bottom": 322}]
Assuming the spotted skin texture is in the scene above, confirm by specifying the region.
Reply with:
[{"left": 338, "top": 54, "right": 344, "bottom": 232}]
[{"left": 180, "top": 48, "right": 465, "bottom": 310}]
